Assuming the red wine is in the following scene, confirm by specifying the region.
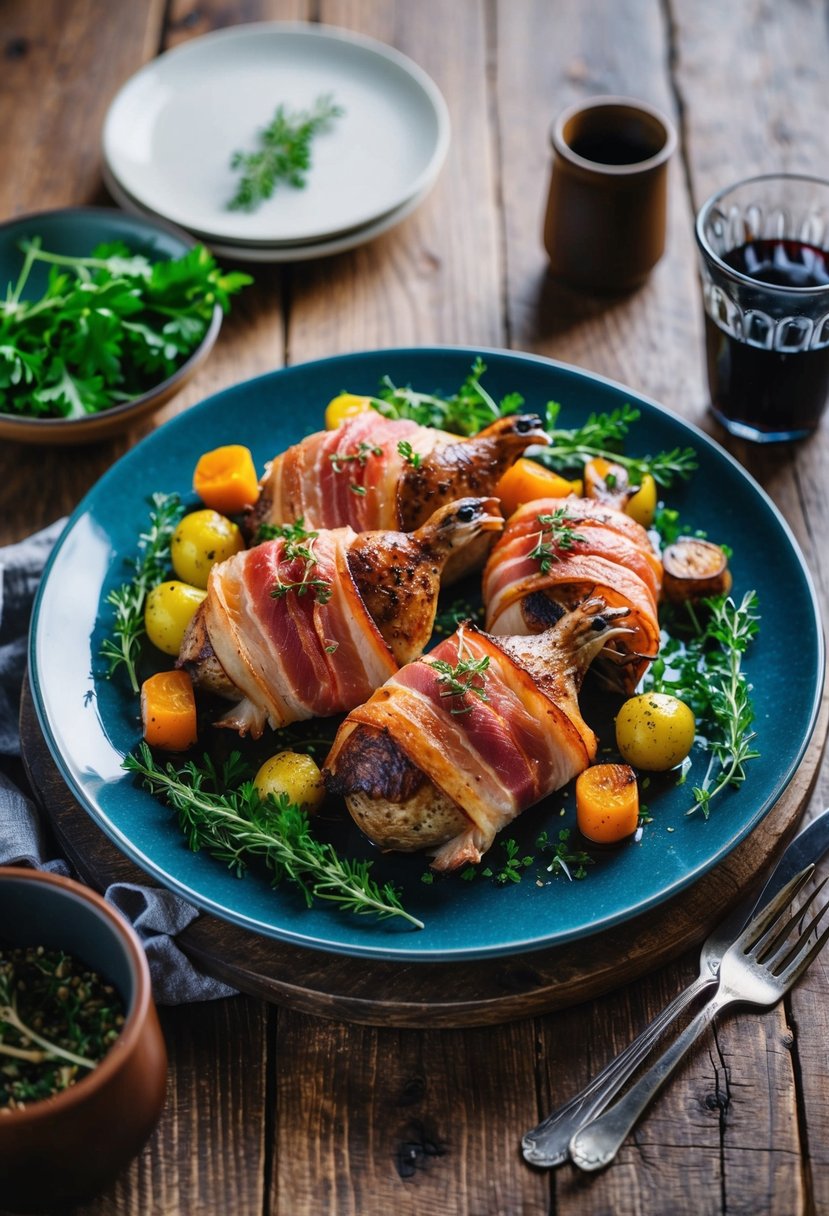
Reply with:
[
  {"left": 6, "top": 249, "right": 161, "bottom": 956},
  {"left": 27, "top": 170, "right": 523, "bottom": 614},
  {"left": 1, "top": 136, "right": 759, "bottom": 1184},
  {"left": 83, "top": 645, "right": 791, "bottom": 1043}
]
[{"left": 705, "top": 238, "right": 829, "bottom": 438}]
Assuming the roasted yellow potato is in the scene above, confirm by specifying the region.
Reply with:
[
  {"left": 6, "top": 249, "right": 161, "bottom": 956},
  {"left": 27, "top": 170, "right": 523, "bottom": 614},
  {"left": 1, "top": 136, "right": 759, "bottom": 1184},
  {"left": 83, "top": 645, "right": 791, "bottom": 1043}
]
[
  {"left": 615, "top": 692, "right": 696, "bottom": 771},
  {"left": 171, "top": 509, "right": 245, "bottom": 589},
  {"left": 254, "top": 751, "right": 325, "bottom": 813},
  {"left": 144, "top": 581, "right": 207, "bottom": 656}
]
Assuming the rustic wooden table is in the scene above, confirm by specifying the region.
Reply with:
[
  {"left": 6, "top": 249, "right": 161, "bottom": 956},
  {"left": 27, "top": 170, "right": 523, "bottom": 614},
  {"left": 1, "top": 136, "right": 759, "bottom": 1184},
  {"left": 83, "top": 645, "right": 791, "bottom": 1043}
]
[{"left": 1, "top": 2, "right": 828, "bottom": 1213}]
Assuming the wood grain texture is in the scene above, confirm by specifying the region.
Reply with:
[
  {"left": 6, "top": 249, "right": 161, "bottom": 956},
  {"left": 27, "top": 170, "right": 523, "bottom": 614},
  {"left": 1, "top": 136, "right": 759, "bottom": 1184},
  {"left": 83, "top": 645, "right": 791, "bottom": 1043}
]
[{"left": 2, "top": 1, "right": 829, "bottom": 1213}]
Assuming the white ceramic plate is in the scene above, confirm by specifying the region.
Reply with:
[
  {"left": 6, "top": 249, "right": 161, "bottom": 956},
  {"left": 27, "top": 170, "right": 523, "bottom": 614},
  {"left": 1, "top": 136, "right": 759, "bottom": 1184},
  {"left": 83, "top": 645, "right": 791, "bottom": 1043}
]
[
  {"left": 102, "top": 22, "right": 450, "bottom": 245},
  {"left": 102, "top": 162, "right": 432, "bottom": 263}
]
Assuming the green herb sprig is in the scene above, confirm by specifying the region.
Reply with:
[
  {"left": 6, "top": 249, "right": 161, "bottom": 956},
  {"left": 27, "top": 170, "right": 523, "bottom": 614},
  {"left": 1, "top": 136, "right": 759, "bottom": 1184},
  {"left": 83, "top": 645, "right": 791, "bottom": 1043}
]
[
  {"left": 537, "top": 402, "right": 698, "bottom": 488},
  {"left": 368, "top": 357, "right": 524, "bottom": 436},
  {"left": 0, "top": 240, "right": 250, "bottom": 420},
  {"left": 646, "top": 591, "right": 761, "bottom": 817},
  {"left": 528, "top": 508, "right": 585, "bottom": 573},
  {"left": 428, "top": 631, "right": 491, "bottom": 715},
  {"left": 269, "top": 526, "right": 332, "bottom": 605},
  {"left": 123, "top": 744, "right": 423, "bottom": 928},
  {"left": 100, "top": 491, "right": 184, "bottom": 693},
  {"left": 227, "top": 94, "right": 344, "bottom": 212}
]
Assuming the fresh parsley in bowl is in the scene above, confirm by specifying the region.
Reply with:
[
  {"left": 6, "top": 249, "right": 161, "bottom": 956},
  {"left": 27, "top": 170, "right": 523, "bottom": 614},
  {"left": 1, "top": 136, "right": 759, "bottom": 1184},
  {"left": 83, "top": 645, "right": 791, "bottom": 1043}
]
[{"left": 0, "top": 206, "right": 251, "bottom": 445}]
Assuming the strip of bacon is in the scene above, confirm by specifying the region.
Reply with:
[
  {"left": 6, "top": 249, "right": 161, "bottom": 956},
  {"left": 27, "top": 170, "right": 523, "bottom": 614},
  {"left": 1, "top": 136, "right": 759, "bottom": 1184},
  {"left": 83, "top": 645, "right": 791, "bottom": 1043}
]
[
  {"left": 204, "top": 528, "right": 397, "bottom": 736},
  {"left": 327, "top": 628, "right": 591, "bottom": 862}
]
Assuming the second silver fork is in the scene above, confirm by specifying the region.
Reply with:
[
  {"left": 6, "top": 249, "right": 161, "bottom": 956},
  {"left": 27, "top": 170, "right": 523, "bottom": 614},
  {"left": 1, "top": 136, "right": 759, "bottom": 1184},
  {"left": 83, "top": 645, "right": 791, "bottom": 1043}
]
[{"left": 569, "top": 864, "right": 829, "bottom": 1172}]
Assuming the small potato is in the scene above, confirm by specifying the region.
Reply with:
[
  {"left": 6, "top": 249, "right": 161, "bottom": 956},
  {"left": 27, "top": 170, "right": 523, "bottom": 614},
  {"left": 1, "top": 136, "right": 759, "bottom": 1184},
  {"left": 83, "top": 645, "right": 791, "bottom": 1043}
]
[
  {"left": 615, "top": 692, "right": 696, "bottom": 771},
  {"left": 171, "top": 509, "right": 245, "bottom": 589},
  {"left": 254, "top": 751, "right": 325, "bottom": 813},
  {"left": 625, "top": 473, "right": 657, "bottom": 528},
  {"left": 324, "top": 393, "right": 373, "bottom": 431},
  {"left": 144, "top": 580, "right": 207, "bottom": 656}
]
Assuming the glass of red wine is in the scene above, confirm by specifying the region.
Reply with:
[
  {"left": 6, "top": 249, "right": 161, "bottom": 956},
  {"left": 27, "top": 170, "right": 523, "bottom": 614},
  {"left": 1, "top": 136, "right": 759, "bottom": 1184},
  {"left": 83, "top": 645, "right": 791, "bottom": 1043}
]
[{"left": 695, "top": 174, "right": 829, "bottom": 442}]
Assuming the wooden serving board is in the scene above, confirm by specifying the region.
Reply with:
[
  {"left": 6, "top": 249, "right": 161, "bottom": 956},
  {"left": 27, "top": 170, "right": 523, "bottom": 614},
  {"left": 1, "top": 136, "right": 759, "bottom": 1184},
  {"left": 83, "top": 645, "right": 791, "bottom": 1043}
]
[{"left": 20, "top": 677, "right": 828, "bottom": 1028}]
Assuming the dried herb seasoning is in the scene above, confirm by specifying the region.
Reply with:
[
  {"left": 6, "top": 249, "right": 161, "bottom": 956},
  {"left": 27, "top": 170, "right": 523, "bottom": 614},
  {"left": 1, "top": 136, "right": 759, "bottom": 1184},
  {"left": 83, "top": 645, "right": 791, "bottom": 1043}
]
[{"left": 0, "top": 945, "right": 125, "bottom": 1110}]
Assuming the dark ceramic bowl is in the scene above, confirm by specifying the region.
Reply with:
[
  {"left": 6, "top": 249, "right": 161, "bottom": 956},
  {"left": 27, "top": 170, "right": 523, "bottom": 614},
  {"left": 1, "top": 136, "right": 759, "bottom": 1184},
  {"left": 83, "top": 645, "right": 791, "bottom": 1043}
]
[
  {"left": 0, "top": 867, "right": 167, "bottom": 1213},
  {"left": 0, "top": 206, "right": 222, "bottom": 446}
]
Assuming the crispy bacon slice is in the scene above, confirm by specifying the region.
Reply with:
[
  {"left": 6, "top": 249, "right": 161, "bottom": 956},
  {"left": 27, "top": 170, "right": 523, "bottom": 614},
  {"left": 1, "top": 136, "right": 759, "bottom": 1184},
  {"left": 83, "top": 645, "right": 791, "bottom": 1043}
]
[
  {"left": 204, "top": 528, "right": 398, "bottom": 737},
  {"left": 482, "top": 497, "right": 662, "bottom": 690},
  {"left": 325, "top": 601, "right": 634, "bottom": 869}
]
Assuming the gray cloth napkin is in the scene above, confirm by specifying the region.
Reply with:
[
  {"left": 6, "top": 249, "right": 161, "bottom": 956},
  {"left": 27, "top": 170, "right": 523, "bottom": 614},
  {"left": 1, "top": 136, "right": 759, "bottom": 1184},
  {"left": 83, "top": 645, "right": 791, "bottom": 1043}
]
[{"left": 0, "top": 520, "right": 236, "bottom": 1005}]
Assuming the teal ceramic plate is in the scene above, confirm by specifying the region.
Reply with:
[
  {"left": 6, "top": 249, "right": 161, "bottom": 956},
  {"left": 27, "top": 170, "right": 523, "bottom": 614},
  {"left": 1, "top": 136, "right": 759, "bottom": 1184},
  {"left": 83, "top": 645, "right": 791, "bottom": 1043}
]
[
  {"left": 0, "top": 207, "right": 222, "bottom": 445},
  {"left": 29, "top": 348, "right": 825, "bottom": 960}
]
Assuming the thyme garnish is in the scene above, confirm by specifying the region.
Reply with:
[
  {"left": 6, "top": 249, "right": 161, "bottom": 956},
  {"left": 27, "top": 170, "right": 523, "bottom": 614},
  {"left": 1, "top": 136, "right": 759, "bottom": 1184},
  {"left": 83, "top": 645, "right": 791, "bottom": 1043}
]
[
  {"left": 397, "top": 439, "right": 422, "bottom": 468},
  {"left": 428, "top": 629, "right": 490, "bottom": 714},
  {"left": 123, "top": 744, "right": 423, "bottom": 928},
  {"left": 646, "top": 591, "right": 761, "bottom": 817},
  {"left": 267, "top": 521, "right": 333, "bottom": 605},
  {"left": 527, "top": 508, "right": 586, "bottom": 573},
  {"left": 329, "top": 441, "right": 383, "bottom": 473},
  {"left": 100, "top": 491, "right": 184, "bottom": 693}
]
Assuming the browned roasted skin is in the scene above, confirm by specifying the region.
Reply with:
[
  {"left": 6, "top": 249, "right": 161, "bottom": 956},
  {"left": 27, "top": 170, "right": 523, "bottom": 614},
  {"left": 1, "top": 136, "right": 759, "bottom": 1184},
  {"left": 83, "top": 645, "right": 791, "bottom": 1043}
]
[
  {"left": 346, "top": 497, "right": 503, "bottom": 665},
  {"left": 178, "top": 498, "right": 503, "bottom": 692},
  {"left": 396, "top": 414, "right": 550, "bottom": 530}
]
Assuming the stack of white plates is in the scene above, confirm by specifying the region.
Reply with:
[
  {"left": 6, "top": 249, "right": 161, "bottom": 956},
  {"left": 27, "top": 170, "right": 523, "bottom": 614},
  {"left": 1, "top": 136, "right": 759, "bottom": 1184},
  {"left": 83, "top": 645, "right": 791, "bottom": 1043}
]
[{"left": 101, "top": 22, "right": 451, "bottom": 262}]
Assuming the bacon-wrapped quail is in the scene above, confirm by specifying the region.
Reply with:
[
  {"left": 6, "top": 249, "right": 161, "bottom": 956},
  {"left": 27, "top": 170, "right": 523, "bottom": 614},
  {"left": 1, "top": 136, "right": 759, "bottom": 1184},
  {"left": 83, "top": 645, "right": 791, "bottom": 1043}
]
[
  {"left": 246, "top": 411, "right": 549, "bottom": 582},
  {"left": 482, "top": 497, "right": 662, "bottom": 691},
  {"left": 324, "top": 599, "right": 632, "bottom": 870},
  {"left": 178, "top": 497, "right": 503, "bottom": 736}
]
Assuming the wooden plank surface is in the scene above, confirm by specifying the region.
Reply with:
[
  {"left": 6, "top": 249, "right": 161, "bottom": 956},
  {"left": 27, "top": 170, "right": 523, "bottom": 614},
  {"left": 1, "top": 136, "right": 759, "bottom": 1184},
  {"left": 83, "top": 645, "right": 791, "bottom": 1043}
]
[{"left": 1, "top": 1, "right": 828, "bottom": 1214}]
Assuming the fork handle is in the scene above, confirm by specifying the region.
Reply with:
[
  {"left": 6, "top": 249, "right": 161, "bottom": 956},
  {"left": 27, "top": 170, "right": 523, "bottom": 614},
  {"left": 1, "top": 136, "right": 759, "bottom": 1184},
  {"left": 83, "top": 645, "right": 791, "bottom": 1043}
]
[
  {"left": 521, "top": 973, "right": 717, "bottom": 1166},
  {"left": 569, "top": 989, "right": 732, "bottom": 1172}
]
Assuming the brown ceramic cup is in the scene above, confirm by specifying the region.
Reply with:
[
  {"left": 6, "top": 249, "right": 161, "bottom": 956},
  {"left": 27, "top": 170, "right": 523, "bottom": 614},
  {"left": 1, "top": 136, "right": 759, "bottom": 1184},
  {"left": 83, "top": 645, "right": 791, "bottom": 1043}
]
[
  {"left": 543, "top": 95, "right": 677, "bottom": 292},
  {"left": 0, "top": 867, "right": 168, "bottom": 1213}
]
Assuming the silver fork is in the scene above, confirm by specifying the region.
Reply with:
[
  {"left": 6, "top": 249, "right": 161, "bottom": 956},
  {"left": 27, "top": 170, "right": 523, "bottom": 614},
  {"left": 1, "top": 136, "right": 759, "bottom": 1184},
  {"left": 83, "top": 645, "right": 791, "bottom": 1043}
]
[
  {"left": 522, "top": 806, "right": 829, "bottom": 1168},
  {"left": 568, "top": 864, "right": 829, "bottom": 1172}
]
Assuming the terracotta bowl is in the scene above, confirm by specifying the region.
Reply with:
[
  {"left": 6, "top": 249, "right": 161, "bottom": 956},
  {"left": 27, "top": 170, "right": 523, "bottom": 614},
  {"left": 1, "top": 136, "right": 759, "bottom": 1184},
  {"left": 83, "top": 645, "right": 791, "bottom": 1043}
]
[{"left": 0, "top": 867, "right": 168, "bottom": 1213}]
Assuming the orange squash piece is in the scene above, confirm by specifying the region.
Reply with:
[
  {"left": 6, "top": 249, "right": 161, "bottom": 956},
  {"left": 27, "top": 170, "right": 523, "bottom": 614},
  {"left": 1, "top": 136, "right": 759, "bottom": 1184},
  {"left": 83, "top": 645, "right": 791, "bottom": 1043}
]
[
  {"left": 575, "top": 763, "right": 639, "bottom": 844},
  {"left": 140, "top": 670, "right": 198, "bottom": 752},
  {"left": 495, "top": 457, "right": 577, "bottom": 517},
  {"left": 193, "top": 444, "right": 259, "bottom": 515}
]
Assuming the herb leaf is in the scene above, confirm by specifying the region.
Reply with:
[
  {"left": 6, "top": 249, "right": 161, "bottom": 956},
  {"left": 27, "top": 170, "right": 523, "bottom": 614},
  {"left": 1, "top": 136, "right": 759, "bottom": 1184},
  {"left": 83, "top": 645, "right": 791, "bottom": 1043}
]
[
  {"left": 527, "top": 508, "right": 586, "bottom": 573},
  {"left": 646, "top": 591, "right": 761, "bottom": 817},
  {"left": 123, "top": 744, "right": 423, "bottom": 928},
  {"left": 100, "top": 491, "right": 184, "bottom": 694},
  {"left": 0, "top": 240, "right": 250, "bottom": 420},
  {"left": 227, "top": 94, "right": 344, "bottom": 212}
]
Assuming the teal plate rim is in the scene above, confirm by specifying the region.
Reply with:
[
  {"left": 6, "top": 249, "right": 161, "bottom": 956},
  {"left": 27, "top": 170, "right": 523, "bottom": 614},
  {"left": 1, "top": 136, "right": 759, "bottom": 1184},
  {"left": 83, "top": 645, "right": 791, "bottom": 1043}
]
[{"left": 28, "top": 346, "right": 826, "bottom": 961}]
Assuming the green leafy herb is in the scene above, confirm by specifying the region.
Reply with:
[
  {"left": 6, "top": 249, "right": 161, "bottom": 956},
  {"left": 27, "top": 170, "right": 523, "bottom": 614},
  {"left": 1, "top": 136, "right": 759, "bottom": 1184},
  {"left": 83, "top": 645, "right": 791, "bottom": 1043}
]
[
  {"left": 123, "top": 744, "right": 423, "bottom": 928},
  {"left": 270, "top": 528, "right": 332, "bottom": 605},
  {"left": 1, "top": 946, "right": 124, "bottom": 1109},
  {"left": 0, "top": 239, "right": 250, "bottom": 420},
  {"left": 100, "top": 491, "right": 185, "bottom": 693},
  {"left": 368, "top": 356, "right": 524, "bottom": 436},
  {"left": 535, "top": 828, "right": 593, "bottom": 880},
  {"left": 227, "top": 94, "right": 345, "bottom": 212},
  {"left": 397, "top": 439, "right": 422, "bottom": 468},
  {"left": 428, "top": 632, "right": 490, "bottom": 714},
  {"left": 537, "top": 401, "right": 698, "bottom": 488},
  {"left": 329, "top": 441, "right": 383, "bottom": 472},
  {"left": 646, "top": 591, "right": 760, "bottom": 817},
  {"left": 527, "top": 508, "right": 585, "bottom": 573}
]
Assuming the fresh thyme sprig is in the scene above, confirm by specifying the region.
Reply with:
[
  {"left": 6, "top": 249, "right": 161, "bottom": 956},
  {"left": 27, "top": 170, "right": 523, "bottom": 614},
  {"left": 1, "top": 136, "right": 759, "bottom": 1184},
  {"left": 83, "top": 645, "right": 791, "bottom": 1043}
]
[
  {"left": 397, "top": 439, "right": 422, "bottom": 468},
  {"left": 527, "top": 508, "right": 586, "bottom": 573},
  {"left": 123, "top": 744, "right": 423, "bottom": 929},
  {"left": 646, "top": 591, "right": 761, "bottom": 817},
  {"left": 267, "top": 532, "right": 333, "bottom": 608},
  {"left": 536, "top": 402, "right": 698, "bottom": 488},
  {"left": 227, "top": 94, "right": 345, "bottom": 212},
  {"left": 428, "top": 630, "right": 490, "bottom": 715},
  {"left": 329, "top": 441, "right": 383, "bottom": 473},
  {"left": 100, "top": 491, "right": 184, "bottom": 693}
]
